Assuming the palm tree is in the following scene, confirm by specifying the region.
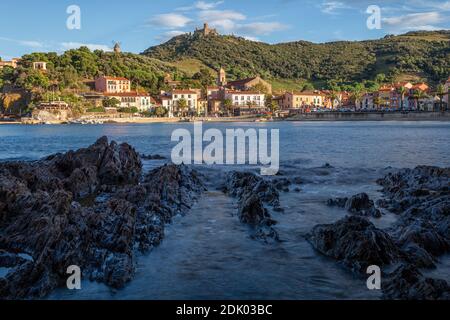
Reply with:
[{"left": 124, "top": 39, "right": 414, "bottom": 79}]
[
  {"left": 413, "top": 90, "right": 427, "bottom": 111},
  {"left": 177, "top": 98, "right": 188, "bottom": 117},
  {"left": 436, "top": 84, "right": 446, "bottom": 112},
  {"left": 350, "top": 90, "right": 363, "bottom": 111},
  {"left": 223, "top": 98, "right": 233, "bottom": 116},
  {"left": 373, "top": 96, "right": 381, "bottom": 111},
  {"left": 328, "top": 92, "right": 339, "bottom": 110},
  {"left": 397, "top": 86, "right": 407, "bottom": 111}
]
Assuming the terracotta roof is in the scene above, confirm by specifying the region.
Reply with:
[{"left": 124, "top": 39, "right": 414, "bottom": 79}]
[
  {"left": 104, "top": 92, "right": 150, "bottom": 97},
  {"left": 100, "top": 76, "right": 130, "bottom": 81},
  {"left": 172, "top": 90, "right": 198, "bottom": 94},
  {"left": 288, "top": 91, "right": 324, "bottom": 96},
  {"left": 226, "top": 77, "right": 259, "bottom": 87},
  {"left": 226, "top": 90, "right": 264, "bottom": 95}
]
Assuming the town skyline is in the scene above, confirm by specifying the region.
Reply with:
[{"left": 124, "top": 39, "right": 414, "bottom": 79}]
[{"left": 1, "top": 0, "right": 450, "bottom": 60}]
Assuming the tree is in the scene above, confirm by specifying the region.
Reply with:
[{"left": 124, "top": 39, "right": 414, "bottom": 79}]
[
  {"left": 375, "top": 73, "right": 386, "bottom": 84},
  {"left": 193, "top": 68, "right": 214, "bottom": 88},
  {"left": 265, "top": 95, "right": 278, "bottom": 113},
  {"left": 436, "top": 84, "right": 446, "bottom": 112},
  {"left": 22, "top": 70, "right": 50, "bottom": 91},
  {"left": 397, "top": 86, "right": 407, "bottom": 111},
  {"left": 373, "top": 96, "right": 381, "bottom": 110},
  {"left": 177, "top": 98, "right": 188, "bottom": 117},
  {"left": 223, "top": 98, "right": 233, "bottom": 116},
  {"left": 349, "top": 90, "right": 363, "bottom": 110},
  {"left": 250, "top": 82, "right": 270, "bottom": 94},
  {"left": 155, "top": 106, "right": 167, "bottom": 117},
  {"left": 413, "top": 90, "right": 427, "bottom": 111},
  {"left": 102, "top": 97, "right": 120, "bottom": 109}
]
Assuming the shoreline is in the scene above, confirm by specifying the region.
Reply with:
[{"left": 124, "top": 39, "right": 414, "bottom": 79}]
[{"left": 1, "top": 111, "right": 450, "bottom": 125}]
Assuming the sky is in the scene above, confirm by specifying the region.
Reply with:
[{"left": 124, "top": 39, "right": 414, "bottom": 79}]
[{"left": 1, "top": 0, "right": 449, "bottom": 60}]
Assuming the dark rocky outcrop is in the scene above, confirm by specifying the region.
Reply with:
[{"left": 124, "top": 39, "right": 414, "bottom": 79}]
[
  {"left": 311, "top": 166, "right": 450, "bottom": 300},
  {"left": 378, "top": 166, "right": 450, "bottom": 263},
  {"left": 0, "top": 137, "right": 204, "bottom": 299},
  {"left": 222, "top": 171, "right": 280, "bottom": 243},
  {"left": 307, "top": 216, "right": 401, "bottom": 273},
  {"left": 141, "top": 154, "right": 167, "bottom": 160},
  {"left": 382, "top": 264, "right": 450, "bottom": 300},
  {"left": 327, "top": 193, "right": 381, "bottom": 218}
]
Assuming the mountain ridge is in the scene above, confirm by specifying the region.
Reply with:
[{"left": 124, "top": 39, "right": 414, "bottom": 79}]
[{"left": 142, "top": 30, "right": 450, "bottom": 86}]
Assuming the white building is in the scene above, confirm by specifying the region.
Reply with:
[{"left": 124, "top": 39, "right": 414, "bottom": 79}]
[
  {"left": 104, "top": 92, "right": 153, "bottom": 112},
  {"left": 358, "top": 93, "right": 375, "bottom": 110},
  {"left": 33, "top": 61, "right": 47, "bottom": 71},
  {"left": 225, "top": 90, "right": 265, "bottom": 108},
  {"left": 160, "top": 90, "right": 199, "bottom": 117}
]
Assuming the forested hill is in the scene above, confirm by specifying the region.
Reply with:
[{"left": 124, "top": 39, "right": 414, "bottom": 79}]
[{"left": 143, "top": 30, "right": 450, "bottom": 85}]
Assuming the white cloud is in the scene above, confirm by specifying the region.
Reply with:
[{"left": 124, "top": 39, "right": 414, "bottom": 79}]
[
  {"left": 382, "top": 11, "right": 445, "bottom": 33},
  {"left": 156, "top": 30, "right": 187, "bottom": 41},
  {"left": 153, "top": 1, "right": 289, "bottom": 42},
  {"left": 0, "top": 37, "right": 44, "bottom": 48},
  {"left": 195, "top": 1, "right": 224, "bottom": 10},
  {"left": 237, "top": 22, "right": 288, "bottom": 35},
  {"left": 177, "top": 1, "right": 224, "bottom": 11},
  {"left": 198, "top": 9, "right": 246, "bottom": 22},
  {"left": 320, "top": 1, "right": 350, "bottom": 14},
  {"left": 242, "top": 35, "right": 260, "bottom": 42},
  {"left": 61, "top": 42, "right": 112, "bottom": 51},
  {"left": 148, "top": 13, "right": 192, "bottom": 29}
]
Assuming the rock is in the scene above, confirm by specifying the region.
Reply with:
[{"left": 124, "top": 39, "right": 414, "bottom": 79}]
[
  {"left": 238, "top": 193, "right": 274, "bottom": 226},
  {"left": 402, "top": 243, "right": 436, "bottom": 269},
  {"left": 223, "top": 172, "right": 280, "bottom": 207},
  {"left": 345, "top": 193, "right": 382, "bottom": 218},
  {"left": 141, "top": 154, "right": 167, "bottom": 160},
  {"left": 327, "top": 193, "right": 381, "bottom": 218},
  {"left": 396, "top": 220, "right": 450, "bottom": 257},
  {"left": 382, "top": 264, "right": 450, "bottom": 300},
  {"left": 308, "top": 216, "right": 401, "bottom": 273},
  {"left": 223, "top": 171, "right": 280, "bottom": 242},
  {"left": 377, "top": 166, "right": 450, "bottom": 260},
  {"left": 0, "top": 138, "right": 204, "bottom": 299}
]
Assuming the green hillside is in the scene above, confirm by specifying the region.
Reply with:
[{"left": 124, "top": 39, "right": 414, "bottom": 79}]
[{"left": 143, "top": 30, "right": 450, "bottom": 86}]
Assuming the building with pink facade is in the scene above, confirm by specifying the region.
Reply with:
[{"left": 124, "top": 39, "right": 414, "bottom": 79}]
[{"left": 95, "top": 76, "right": 131, "bottom": 93}]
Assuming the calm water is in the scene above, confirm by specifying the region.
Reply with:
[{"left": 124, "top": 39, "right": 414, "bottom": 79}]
[{"left": 1, "top": 121, "right": 449, "bottom": 300}]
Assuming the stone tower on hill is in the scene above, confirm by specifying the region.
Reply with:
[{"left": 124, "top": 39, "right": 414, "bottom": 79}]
[{"left": 195, "top": 23, "right": 218, "bottom": 37}]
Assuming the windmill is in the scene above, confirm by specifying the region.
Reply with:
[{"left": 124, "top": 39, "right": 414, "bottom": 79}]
[{"left": 112, "top": 41, "right": 122, "bottom": 54}]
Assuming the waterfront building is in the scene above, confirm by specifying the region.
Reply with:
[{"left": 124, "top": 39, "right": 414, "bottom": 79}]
[
  {"left": 160, "top": 89, "right": 199, "bottom": 117},
  {"left": 281, "top": 91, "right": 325, "bottom": 109},
  {"left": 104, "top": 92, "right": 154, "bottom": 112},
  {"left": 224, "top": 90, "right": 265, "bottom": 108},
  {"left": 95, "top": 76, "right": 131, "bottom": 93}
]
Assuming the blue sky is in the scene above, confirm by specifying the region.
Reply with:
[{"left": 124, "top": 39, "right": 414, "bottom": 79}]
[{"left": 1, "top": 0, "right": 449, "bottom": 60}]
